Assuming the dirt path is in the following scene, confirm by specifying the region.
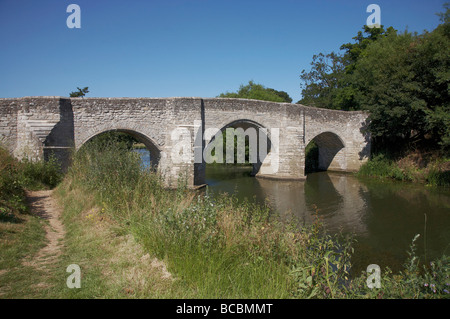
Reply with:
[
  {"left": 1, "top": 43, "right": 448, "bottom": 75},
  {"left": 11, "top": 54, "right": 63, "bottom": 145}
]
[{"left": 22, "top": 190, "right": 65, "bottom": 271}]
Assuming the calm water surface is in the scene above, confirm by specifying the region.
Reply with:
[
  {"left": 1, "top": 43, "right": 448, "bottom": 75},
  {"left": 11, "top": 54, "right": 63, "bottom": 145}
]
[
  {"left": 137, "top": 149, "right": 450, "bottom": 273},
  {"left": 206, "top": 165, "right": 450, "bottom": 273}
]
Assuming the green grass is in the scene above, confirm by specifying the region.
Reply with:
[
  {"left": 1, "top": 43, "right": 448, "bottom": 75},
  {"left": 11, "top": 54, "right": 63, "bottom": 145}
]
[
  {"left": 0, "top": 147, "right": 56, "bottom": 298},
  {"left": 0, "top": 212, "right": 48, "bottom": 298},
  {"left": 52, "top": 185, "right": 180, "bottom": 298},
  {"left": 61, "top": 139, "right": 359, "bottom": 298},
  {"left": 61, "top": 139, "right": 449, "bottom": 299},
  {"left": 1, "top": 142, "right": 448, "bottom": 299}
]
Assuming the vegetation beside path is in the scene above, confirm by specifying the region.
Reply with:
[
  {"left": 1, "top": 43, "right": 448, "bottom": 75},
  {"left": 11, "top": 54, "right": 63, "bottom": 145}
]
[{"left": 1, "top": 141, "right": 448, "bottom": 299}]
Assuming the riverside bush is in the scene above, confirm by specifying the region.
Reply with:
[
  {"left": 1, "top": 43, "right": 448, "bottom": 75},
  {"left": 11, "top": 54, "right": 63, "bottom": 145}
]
[{"left": 0, "top": 147, "right": 27, "bottom": 219}]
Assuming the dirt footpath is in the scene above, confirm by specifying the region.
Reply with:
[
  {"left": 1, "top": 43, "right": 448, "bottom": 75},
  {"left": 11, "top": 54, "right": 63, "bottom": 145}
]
[{"left": 22, "top": 190, "right": 65, "bottom": 271}]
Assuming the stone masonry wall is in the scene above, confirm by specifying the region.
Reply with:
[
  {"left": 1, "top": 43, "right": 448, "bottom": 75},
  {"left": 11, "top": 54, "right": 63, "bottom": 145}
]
[
  {"left": 0, "top": 98, "right": 18, "bottom": 153},
  {"left": 303, "top": 105, "right": 370, "bottom": 172},
  {"left": 0, "top": 96, "right": 370, "bottom": 186},
  {"left": 203, "top": 98, "right": 305, "bottom": 179}
]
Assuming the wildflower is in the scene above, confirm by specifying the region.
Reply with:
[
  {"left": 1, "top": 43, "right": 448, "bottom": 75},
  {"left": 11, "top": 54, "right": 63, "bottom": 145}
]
[
  {"left": 444, "top": 289, "right": 449, "bottom": 294},
  {"left": 424, "top": 283, "right": 429, "bottom": 287}
]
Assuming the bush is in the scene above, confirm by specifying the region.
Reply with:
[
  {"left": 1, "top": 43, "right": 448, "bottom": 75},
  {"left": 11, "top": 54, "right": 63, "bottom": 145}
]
[
  {"left": 0, "top": 146, "right": 63, "bottom": 222},
  {"left": 0, "top": 147, "right": 27, "bottom": 219},
  {"left": 19, "top": 155, "right": 63, "bottom": 190},
  {"left": 427, "top": 170, "right": 450, "bottom": 187}
]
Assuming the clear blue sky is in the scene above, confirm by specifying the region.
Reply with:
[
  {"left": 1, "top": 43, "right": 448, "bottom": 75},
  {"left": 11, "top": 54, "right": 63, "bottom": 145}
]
[{"left": 0, "top": 0, "right": 446, "bottom": 102}]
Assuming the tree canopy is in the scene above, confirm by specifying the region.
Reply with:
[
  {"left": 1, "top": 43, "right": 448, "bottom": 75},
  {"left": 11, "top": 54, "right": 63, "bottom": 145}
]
[
  {"left": 70, "top": 87, "right": 89, "bottom": 98},
  {"left": 298, "top": 4, "right": 450, "bottom": 153},
  {"left": 218, "top": 81, "right": 293, "bottom": 103}
]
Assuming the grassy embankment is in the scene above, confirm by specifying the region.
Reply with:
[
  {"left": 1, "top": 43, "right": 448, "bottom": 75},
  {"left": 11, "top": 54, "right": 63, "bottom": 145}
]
[
  {"left": 357, "top": 150, "right": 450, "bottom": 187},
  {"left": 56, "top": 139, "right": 355, "bottom": 298},
  {"left": 1, "top": 141, "right": 449, "bottom": 298},
  {"left": 53, "top": 140, "right": 450, "bottom": 298}
]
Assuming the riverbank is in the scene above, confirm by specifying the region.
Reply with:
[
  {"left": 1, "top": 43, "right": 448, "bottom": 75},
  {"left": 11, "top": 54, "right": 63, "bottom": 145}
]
[
  {"left": 62, "top": 141, "right": 351, "bottom": 298},
  {"left": 357, "top": 151, "right": 450, "bottom": 187},
  {"left": 1, "top": 145, "right": 448, "bottom": 298}
]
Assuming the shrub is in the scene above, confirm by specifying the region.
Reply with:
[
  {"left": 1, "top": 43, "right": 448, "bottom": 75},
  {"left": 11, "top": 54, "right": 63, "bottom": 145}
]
[
  {"left": 0, "top": 147, "right": 27, "bottom": 219},
  {"left": 19, "top": 155, "right": 63, "bottom": 190}
]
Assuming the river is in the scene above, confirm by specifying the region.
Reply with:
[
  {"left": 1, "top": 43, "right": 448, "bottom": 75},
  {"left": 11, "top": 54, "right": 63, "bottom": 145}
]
[{"left": 136, "top": 148, "right": 450, "bottom": 273}]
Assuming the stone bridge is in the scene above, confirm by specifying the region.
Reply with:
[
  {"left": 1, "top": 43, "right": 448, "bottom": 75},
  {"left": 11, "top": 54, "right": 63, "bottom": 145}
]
[{"left": 0, "top": 96, "right": 370, "bottom": 187}]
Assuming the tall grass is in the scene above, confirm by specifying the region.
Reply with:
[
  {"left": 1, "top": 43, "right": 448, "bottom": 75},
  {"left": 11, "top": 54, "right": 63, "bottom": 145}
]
[
  {"left": 19, "top": 155, "right": 63, "bottom": 190},
  {"left": 64, "top": 139, "right": 361, "bottom": 298},
  {"left": 58, "top": 140, "right": 449, "bottom": 298}
]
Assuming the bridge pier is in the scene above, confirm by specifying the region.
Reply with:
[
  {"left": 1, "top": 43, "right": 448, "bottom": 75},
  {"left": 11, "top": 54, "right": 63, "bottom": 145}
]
[{"left": 256, "top": 126, "right": 306, "bottom": 180}]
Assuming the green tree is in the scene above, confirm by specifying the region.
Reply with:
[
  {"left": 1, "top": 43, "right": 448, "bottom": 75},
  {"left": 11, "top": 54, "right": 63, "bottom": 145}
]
[
  {"left": 298, "top": 26, "right": 396, "bottom": 110},
  {"left": 352, "top": 8, "right": 449, "bottom": 152},
  {"left": 70, "top": 86, "right": 89, "bottom": 97},
  {"left": 351, "top": 31, "right": 419, "bottom": 149},
  {"left": 299, "top": 4, "right": 450, "bottom": 153},
  {"left": 218, "top": 81, "right": 292, "bottom": 103},
  {"left": 410, "top": 5, "right": 450, "bottom": 151},
  {"left": 340, "top": 25, "right": 397, "bottom": 73},
  {"left": 298, "top": 52, "right": 345, "bottom": 109},
  {"left": 85, "top": 131, "right": 138, "bottom": 150}
]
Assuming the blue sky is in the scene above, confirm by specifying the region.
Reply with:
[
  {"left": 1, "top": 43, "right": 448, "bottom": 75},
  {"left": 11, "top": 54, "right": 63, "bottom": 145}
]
[{"left": 0, "top": 0, "right": 446, "bottom": 102}]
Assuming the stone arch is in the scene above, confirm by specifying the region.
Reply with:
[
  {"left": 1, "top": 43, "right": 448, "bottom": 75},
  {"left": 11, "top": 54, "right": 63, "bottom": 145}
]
[
  {"left": 204, "top": 119, "right": 273, "bottom": 176},
  {"left": 79, "top": 128, "right": 162, "bottom": 168},
  {"left": 306, "top": 131, "right": 346, "bottom": 173}
]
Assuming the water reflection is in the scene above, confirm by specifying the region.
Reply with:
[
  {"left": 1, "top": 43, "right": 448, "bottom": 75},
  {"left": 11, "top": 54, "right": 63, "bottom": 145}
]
[
  {"left": 207, "top": 166, "right": 369, "bottom": 235},
  {"left": 205, "top": 165, "right": 450, "bottom": 272},
  {"left": 136, "top": 148, "right": 450, "bottom": 272}
]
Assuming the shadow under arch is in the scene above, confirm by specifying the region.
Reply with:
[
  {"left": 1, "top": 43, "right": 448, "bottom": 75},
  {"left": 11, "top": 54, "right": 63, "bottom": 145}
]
[
  {"left": 305, "top": 131, "right": 345, "bottom": 175},
  {"left": 80, "top": 129, "right": 162, "bottom": 169},
  {"left": 204, "top": 119, "right": 272, "bottom": 176}
]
